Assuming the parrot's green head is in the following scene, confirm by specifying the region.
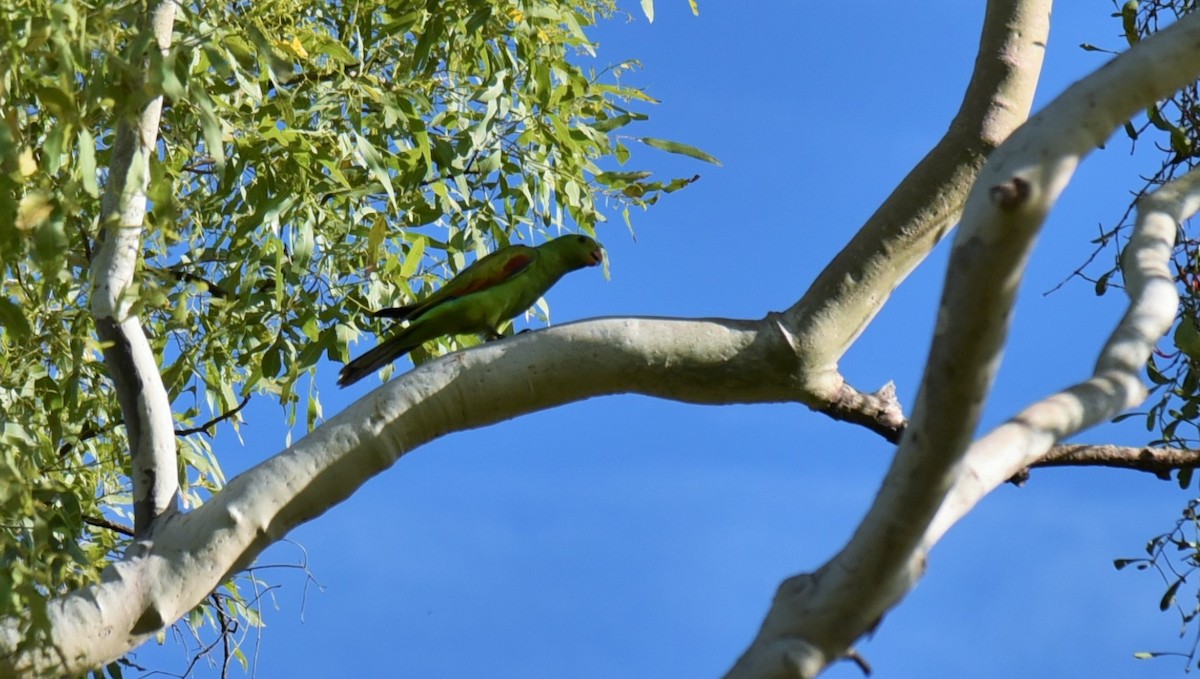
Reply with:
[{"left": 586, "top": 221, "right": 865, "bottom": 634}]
[{"left": 548, "top": 234, "right": 606, "bottom": 271}]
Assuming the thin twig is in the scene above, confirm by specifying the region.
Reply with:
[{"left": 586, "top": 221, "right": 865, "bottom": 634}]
[
  {"left": 83, "top": 515, "right": 135, "bottom": 537},
  {"left": 174, "top": 396, "right": 252, "bottom": 437}
]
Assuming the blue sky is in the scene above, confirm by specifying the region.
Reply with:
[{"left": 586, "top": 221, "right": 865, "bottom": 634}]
[{"left": 136, "top": 3, "right": 1198, "bottom": 678}]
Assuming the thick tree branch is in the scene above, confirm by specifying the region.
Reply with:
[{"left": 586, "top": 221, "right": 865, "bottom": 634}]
[
  {"left": 7, "top": 2, "right": 1198, "bottom": 676},
  {"left": 927, "top": 166, "right": 1200, "bottom": 546},
  {"left": 89, "top": 0, "right": 179, "bottom": 537},
  {"left": 15, "top": 293, "right": 1190, "bottom": 676},
  {"left": 785, "top": 0, "right": 1048, "bottom": 404},
  {"left": 725, "top": 11, "right": 1200, "bottom": 676},
  {"left": 0, "top": 313, "right": 824, "bottom": 676},
  {"left": 0, "top": 0, "right": 1055, "bottom": 673}
]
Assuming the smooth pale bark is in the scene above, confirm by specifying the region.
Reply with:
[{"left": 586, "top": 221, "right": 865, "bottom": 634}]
[
  {"left": 725, "top": 10, "right": 1200, "bottom": 679},
  {"left": 784, "top": 0, "right": 1050, "bottom": 403},
  {"left": 7, "top": 0, "right": 1200, "bottom": 677},
  {"left": 926, "top": 168, "right": 1200, "bottom": 546},
  {"left": 0, "top": 315, "right": 864, "bottom": 676},
  {"left": 0, "top": 0, "right": 1047, "bottom": 674},
  {"left": 89, "top": 0, "right": 179, "bottom": 537}
]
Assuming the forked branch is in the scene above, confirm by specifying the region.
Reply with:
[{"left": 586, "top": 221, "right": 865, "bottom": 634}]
[{"left": 727, "top": 8, "right": 1200, "bottom": 678}]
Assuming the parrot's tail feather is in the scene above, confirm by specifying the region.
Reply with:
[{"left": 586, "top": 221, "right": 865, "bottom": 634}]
[
  {"left": 337, "top": 335, "right": 420, "bottom": 387},
  {"left": 371, "top": 303, "right": 421, "bottom": 321}
]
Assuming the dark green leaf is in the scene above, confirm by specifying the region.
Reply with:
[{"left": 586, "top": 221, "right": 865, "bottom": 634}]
[
  {"left": 1147, "top": 356, "right": 1171, "bottom": 385},
  {"left": 1160, "top": 577, "right": 1184, "bottom": 611},
  {"left": 412, "top": 14, "right": 443, "bottom": 73},
  {"left": 0, "top": 298, "right": 32, "bottom": 340},
  {"left": 1175, "top": 320, "right": 1200, "bottom": 362}
]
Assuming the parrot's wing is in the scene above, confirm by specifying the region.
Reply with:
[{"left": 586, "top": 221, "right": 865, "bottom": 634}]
[
  {"left": 440, "top": 245, "right": 537, "bottom": 296},
  {"left": 375, "top": 245, "right": 538, "bottom": 323}
]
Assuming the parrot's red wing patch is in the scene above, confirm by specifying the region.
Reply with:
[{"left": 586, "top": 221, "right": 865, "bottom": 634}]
[
  {"left": 377, "top": 246, "right": 536, "bottom": 324},
  {"left": 499, "top": 251, "right": 535, "bottom": 277},
  {"left": 453, "top": 250, "right": 535, "bottom": 295}
]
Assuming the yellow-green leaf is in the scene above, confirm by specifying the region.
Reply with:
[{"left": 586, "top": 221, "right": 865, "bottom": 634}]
[
  {"left": 638, "top": 137, "right": 721, "bottom": 166},
  {"left": 400, "top": 236, "right": 426, "bottom": 278},
  {"left": 77, "top": 128, "right": 98, "bottom": 197},
  {"left": 1175, "top": 319, "right": 1200, "bottom": 362},
  {"left": 640, "top": 0, "right": 654, "bottom": 22}
]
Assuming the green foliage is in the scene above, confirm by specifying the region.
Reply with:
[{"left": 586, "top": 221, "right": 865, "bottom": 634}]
[
  {"left": 0, "top": 0, "right": 138, "bottom": 641},
  {"left": 1085, "top": 2, "right": 1200, "bottom": 453},
  {"left": 1117, "top": 2, "right": 1197, "bottom": 160},
  {"left": 1082, "top": 4, "right": 1200, "bottom": 669},
  {"left": 0, "top": 0, "right": 703, "bottom": 668},
  {"left": 1071, "top": 3, "right": 1200, "bottom": 668},
  {"left": 1114, "top": 499, "right": 1200, "bottom": 671}
]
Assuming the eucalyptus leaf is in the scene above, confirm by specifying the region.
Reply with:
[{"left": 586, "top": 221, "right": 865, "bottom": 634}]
[{"left": 638, "top": 136, "right": 722, "bottom": 166}]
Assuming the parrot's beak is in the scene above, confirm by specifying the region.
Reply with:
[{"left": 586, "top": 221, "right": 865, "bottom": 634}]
[{"left": 587, "top": 248, "right": 605, "bottom": 266}]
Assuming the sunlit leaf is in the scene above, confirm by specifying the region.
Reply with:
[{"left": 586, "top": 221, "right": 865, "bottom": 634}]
[
  {"left": 76, "top": 128, "right": 98, "bottom": 197},
  {"left": 400, "top": 236, "right": 427, "bottom": 279},
  {"left": 638, "top": 136, "right": 721, "bottom": 166}
]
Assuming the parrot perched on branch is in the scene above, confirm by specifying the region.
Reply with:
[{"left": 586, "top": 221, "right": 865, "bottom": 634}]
[{"left": 338, "top": 234, "right": 605, "bottom": 387}]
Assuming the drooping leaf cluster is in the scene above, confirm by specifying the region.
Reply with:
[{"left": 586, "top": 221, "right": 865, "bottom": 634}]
[
  {"left": 1084, "top": 3, "right": 1200, "bottom": 669},
  {"left": 1114, "top": 499, "right": 1200, "bottom": 671},
  {"left": 0, "top": 0, "right": 708, "bottom": 668},
  {"left": 1113, "top": 2, "right": 1200, "bottom": 456},
  {"left": 1081, "top": 2, "right": 1200, "bottom": 454}
]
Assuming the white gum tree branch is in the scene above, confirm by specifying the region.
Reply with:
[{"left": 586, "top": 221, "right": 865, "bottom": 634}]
[
  {"left": 786, "top": 0, "right": 1048, "bottom": 414},
  {"left": 928, "top": 167, "right": 1200, "bottom": 546},
  {"left": 0, "top": 0, "right": 1056, "bottom": 674},
  {"left": 0, "top": 317, "right": 880, "bottom": 676},
  {"left": 89, "top": 1, "right": 179, "bottom": 536},
  {"left": 10, "top": 1, "right": 1199, "bottom": 677},
  {"left": 725, "top": 12, "right": 1200, "bottom": 679}
]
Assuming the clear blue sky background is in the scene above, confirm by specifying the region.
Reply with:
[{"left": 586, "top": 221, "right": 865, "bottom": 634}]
[{"left": 137, "top": 3, "right": 1197, "bottom": 677}]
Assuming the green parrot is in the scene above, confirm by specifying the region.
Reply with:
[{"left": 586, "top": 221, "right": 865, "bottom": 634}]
[{"left": 338, "top": 234, "right": 605, "bottom": 387}]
